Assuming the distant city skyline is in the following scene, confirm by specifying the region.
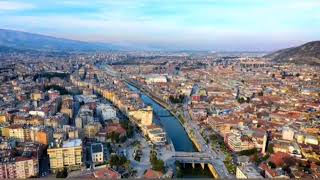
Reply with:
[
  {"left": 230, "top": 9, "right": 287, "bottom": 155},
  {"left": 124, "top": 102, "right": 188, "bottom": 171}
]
[{"left": 0, "top": 0, "right": 320, "bottom": 51}]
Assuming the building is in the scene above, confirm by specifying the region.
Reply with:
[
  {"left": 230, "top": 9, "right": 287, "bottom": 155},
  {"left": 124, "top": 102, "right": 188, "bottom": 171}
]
[
  {"left": 90, "top": 143, "right": 104, "bottom": 164},
  {"left": 0, "top": 114, "right": 7, "bottom": 124},
  {"left": 47, "top": 139, "right": 82, "bottom": 172},
  {"left": 236, "top": 163, "right": 263, "bottom": 179},
  {"left": 144, "top": 169, "right": 163, "bottom": 179},
  {"left": 37, "top": 130, "right": 52, "bottom": 145},
  {"left": 60, "top": 95, "right": 74, "bottom": 119},
  {"left": 226, "top": 130, "right": 255, "bottom": 152},
  {"left": 84, "top": 122, "right": 102, "bottom": 139},
  {"left": 15, "top": 157, "right": 39, "bottom": 179},
  {"left": 128, "top": 106, "right": 153, "bottom": 126},
  {"left": 144, "top": 125, "right": 166, "bottom": 145},
  {"left": 75, "top": 106, "right": 93, "bottom": 129},
  {"left": 106, "top": 123, "right": 126, "bottom": 138},
  {"left": 145, "top": 75, "right": 167, "bottom": 84},
  {"left": 47, "top": 89, "right": 60, "bottom": 100},
  {"left": 0, "top": 162, "right": 16, "bottom": 179},
  {"left": 31, "top": 92, "right": 43, "bottom": 101},
  {"left": 282, "top": 126, "right": 294, "bottom": 141},
  {"left": 8, "top": 125, "right": 29, "bottom": 142},
  {"left": 92, "top": 166, "right": 121, "bottom": 179},
  {"left": 304, "top": 135, "right": 319, "bottom": 145},
  {"left": 96, "top": 104, "right": 117, "bottom": 121}
]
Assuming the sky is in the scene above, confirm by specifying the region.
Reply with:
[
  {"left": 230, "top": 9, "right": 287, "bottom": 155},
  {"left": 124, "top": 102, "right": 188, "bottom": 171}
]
[{"left": 0, "top": 0, "right": 320, "bottom": 51}]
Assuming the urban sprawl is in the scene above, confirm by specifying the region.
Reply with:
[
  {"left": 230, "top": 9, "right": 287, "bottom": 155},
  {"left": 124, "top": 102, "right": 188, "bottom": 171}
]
[{"left": 0, "top": 52, "right": 319, "bottom": 179}]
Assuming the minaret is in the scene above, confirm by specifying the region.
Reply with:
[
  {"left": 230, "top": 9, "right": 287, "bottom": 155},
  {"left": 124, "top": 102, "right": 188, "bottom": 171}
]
[
  {"left": 262, "top": 132, "right": 268, "bottom": 154},
  {"left": 235, "top": 86, "right": 240, "bottom": 99}
]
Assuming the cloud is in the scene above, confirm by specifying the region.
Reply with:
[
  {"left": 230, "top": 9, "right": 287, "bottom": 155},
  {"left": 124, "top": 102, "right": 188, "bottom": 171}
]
[
  {"left": 0, "top": 1, "right": 35, "bottom": 11},
  {"left": 0, "top": 0, "right": 319, "bottom": 50}
]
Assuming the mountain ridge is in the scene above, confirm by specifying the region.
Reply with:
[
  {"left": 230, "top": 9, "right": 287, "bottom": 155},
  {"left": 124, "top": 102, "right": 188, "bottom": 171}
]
[
  {"left": 0, "top": 28, "right": 121, "bottom": 52},
  {"left": 265, "top": 41, "right": 320, "bottom": 65}
]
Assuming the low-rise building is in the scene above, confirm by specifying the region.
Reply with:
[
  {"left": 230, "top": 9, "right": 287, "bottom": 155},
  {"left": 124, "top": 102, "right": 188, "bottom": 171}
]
[{"left": 236, "top": 163, "right": 263, "bottom": 179}]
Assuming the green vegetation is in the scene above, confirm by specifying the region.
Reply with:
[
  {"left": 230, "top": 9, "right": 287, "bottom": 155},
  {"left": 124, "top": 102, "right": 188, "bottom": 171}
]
[
  {"left": 108, "top": 132, "right": 120, "bottom": 143},
  {"left": 175, "top": 162, "right": 183, "bottom": 178},
  {"left": 169, "top": 94, "right": 186, "bottom": 104},
  {"left": 120, "top": 120, "right": 134, "bottom": 138},
  {"left": 209, "top": 133, "right": 226, "bottom": 151},
  {"left": 34, "top": 72, "right": 69, "bottom": 81},
  {"left": 268, "top": 161, "right": 276, "bottom": 169},
  {"left": 267, "top": 144, "right": 274, "bottom": 154},
  {"left": 209, "top": 133, "right": 236, "bottom": 175},
  {"left": 237, "top": 97, "right": 251, "bottom": 104},
  {"left": 258, "top": 91, "right": 264, "bottom": 96},
  {"left": 150, "top": 150, "right": 165, "bottom": 172},
  {"left": 237, "top": 148, "right": 258, "bottom": 156},
  {"left": 56, "top": 167, "right": 68, "bottom": 178},
  {"left": 224, "top": 154, "right": 236, "bottom": 175},
  {"left": 178, "top": 114, "right": 185, "bottom": 124},
  {"left": 44, "top": 85, "right": 69, "bottom": 95},
  {"left": 109, "top": 155, "right": 128, "bottom": 168}
]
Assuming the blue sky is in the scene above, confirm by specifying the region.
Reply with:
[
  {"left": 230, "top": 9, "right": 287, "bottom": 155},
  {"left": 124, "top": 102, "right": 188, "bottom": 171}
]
[{"left": 0, "top": 0, "right": 320, "bottom": 51}]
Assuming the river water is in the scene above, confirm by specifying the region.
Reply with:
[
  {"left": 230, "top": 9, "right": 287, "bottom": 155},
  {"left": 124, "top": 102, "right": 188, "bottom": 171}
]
[{"left": 127, "top": 84, "right": 213, "bottom": 178}]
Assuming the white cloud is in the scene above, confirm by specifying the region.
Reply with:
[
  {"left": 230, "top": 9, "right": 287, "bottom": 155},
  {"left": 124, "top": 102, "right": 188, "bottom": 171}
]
[{"left": 0, "top": 1, "right": 34, "bottom": 11}]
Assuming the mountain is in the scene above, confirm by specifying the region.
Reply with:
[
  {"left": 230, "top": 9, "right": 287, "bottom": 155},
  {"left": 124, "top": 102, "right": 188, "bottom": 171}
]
[
  {"left": 265, "top": 41, "right": 320, "bottom": 65},
  {"left": 0, "top": 29, "right": 121, "bottom": 52}
]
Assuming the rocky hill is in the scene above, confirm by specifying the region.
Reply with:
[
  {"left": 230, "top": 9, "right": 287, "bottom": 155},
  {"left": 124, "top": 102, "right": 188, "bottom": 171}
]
[{"left": 265, "top": 41, "right": 320, "bottom": 65}]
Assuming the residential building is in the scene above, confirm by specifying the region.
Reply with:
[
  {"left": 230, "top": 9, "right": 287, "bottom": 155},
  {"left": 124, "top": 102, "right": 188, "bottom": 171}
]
[
  {"left": 47, "top": 139, "right": 82, "bottom": 172},
  {"left": 282, "top": 126, "right": 294, "bottom": 141},
  {"left": 236, "top": 163, "right": 263, "bottom": 179},
  {"left": 15, "top": 157, "right": 39, "bottom": 179},
  {"left": 90, "top": 143, "right": 104, "bottom": 164}
]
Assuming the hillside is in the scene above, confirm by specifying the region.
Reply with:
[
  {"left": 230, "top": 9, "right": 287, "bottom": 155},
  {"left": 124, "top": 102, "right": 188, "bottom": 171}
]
[
  {"left": 0, "top": 29, "right": 119, "bottom": 52},
  {"left": 265, "top": 41, "right": 320, "bottom": 65}
]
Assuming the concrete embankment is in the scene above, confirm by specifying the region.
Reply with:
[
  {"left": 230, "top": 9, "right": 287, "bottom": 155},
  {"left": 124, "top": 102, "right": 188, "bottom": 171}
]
[{"left": 125, "top": 80, "right": 219, "bottom": 179}]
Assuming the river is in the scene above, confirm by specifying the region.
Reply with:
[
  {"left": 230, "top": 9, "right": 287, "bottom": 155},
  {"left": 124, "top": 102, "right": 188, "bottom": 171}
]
[{"left": 127, "top": 84, "right": 213, "bottom": 178}]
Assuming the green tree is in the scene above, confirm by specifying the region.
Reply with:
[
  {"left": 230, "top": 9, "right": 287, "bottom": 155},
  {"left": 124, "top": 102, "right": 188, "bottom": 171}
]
[
  {"left": 238, "top": 148, "right": 258, "bottom": 156},
  {"left": 268, "top": 161, "right": 276, "bottom": 169},
  {"left": 109, "top": 155, "right": 127, "bottom": 167},
  {"left": 267, "top": 144, "right": 274, "bottom": 154},
  {"left": 56, "top": 167, "right": 68, "bottom": 178},
  {"left": 109, "top": 132, "right": 120, "bottom": 143},
  {"left": 150, "top": 150, "right": 164, "bottom": 172}
]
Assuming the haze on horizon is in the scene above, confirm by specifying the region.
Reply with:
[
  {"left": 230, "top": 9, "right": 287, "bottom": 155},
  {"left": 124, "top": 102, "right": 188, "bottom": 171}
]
[{"left": 0, "top": 0, "right": 319, "bottom": 51}]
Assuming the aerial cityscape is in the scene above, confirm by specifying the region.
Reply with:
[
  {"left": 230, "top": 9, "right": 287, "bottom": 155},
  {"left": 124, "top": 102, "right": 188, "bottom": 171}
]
[{"left": 0, "top": 0, "right": 320, "bottom": 179}]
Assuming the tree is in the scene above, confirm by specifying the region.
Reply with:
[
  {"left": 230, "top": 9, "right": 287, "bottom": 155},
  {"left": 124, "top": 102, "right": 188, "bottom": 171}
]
[
  {"left": 120, "top": 121, "right": 134, "bottom": 138},
  {"left": 120, "top": 135, "right": 127, "bottom": 143},
  {"left": 258, "top": 91, "right": 264, "bottom": 96},
  {"left": 283, "top": 156, "right": 296, "bottom": 167},
  {"left": 268, "top": 161, "right": 276, "bottom": 169},
  {"left": 267, "top": 144, "right": 274, "bottom": 154},
  {"left": 109, "top": 155, "right": 127, "bottom": 168},
  {"left": 237, "top": 97, "right": 246, "bottom": 104},
  {"left": 150, "top": 150, "right": 164, "bottom": 172},
  {"left": 56, "top": 167, "right": 68, "bottom": 178},
  {"left": 238, "top": 148, "right": 258, "bottom": 156},
  {"left": 109, "top": 132, "right": 120, "bottom": 143}
]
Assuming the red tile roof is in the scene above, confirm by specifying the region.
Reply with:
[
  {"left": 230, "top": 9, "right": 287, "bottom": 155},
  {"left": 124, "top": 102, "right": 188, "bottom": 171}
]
[
  {"left": 144, "top": 169, "right": 163, "bottom": 179},
  {"left": 93, "top": 167, "right": 121, "bottom": 179}
]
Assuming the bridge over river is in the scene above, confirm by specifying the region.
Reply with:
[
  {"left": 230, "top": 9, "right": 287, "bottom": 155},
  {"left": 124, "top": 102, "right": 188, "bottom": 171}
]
[{"left": 97, "top": 63, "right": 231, "bottom": 179}]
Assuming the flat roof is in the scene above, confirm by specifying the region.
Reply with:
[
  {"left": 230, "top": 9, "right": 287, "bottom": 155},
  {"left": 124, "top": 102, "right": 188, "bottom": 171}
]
[{"left": 62, "top": 139, "right": 82, "bottom": 148}]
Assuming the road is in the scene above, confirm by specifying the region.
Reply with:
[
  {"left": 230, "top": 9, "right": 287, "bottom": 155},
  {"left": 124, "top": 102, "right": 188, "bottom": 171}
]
[
  {"left": 96, "top": 63, "right": 231, "bottom": 178},
  {"left": 182, "top": 97, "right": 231, "bottom": 178}
]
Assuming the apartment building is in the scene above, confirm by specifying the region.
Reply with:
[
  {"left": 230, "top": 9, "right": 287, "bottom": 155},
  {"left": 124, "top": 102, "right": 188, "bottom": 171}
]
[
  {"left": 47, "top": 139, "right": 82, "bottom": 172},
  {"left": 15, "top": 157, "right": 39, "bottom": 179}
]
